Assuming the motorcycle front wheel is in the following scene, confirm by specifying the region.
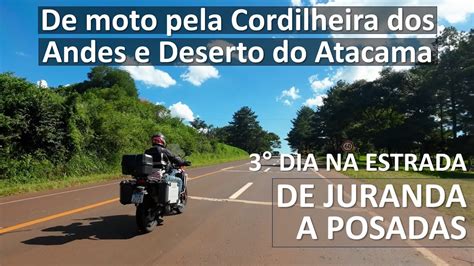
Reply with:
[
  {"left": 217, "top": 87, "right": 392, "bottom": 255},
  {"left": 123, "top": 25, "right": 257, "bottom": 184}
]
[{"left": 136, "top": 201, "right": 158, "bottom": 233}]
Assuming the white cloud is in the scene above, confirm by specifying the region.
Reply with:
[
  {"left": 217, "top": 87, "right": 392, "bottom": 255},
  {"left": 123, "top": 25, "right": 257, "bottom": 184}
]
[
  {"left": 312, "top": 0, "right": 474, "bottom": 24},
  {"left": 308, "top": 66, "right": 385, "bottom": 92},
  {"left": 304, "top": 65, "right": 410, "bottom": 107},
  {"left": 304, "top": 71, "right": 339, "bottom": 108},
  {"left": 304, "top": 95, "right": 327, "bottom": 108},
  {"left": 339, "top": 66, "right": 383, "bottom": 82},
  {"left": 291, "top": 0, "right": 303, "bottom": 6},
  {"left": 308, "top": 68, "right": 343, "bottom": 92},
  {"left": 36, "top": 80, "right": 48, "bottom": 88},
  {"left": 435, "top": 0, "right": 474, "bottom": 24},
  {"left": 337, "top": 65, "right": 412, "bottom": 82},
  {"left": 309, "top": 76, "right": 335, "bottom": 91},
  {"left": 120, "top": 65, "right": 176, "bottom": 88},
  {"left": 15, "top": 51, "right": 27, "bottom": 57},
  {"left": 281, "top": 86, "right": 301, "bottom": 100},
  {"left": 277, "top": 86, "right": 301, "bottom": 106},
  {"left": 169, "top": 102, "right": 195, "bottom": 121},
  {"left": 181, "top": 66, "right": 220, "bottom": 86}
]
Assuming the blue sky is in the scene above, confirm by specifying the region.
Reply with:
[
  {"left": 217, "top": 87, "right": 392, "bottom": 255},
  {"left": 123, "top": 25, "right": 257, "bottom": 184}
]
[{"left": 1, "top": 0, "right": 473, "bottom": 153}]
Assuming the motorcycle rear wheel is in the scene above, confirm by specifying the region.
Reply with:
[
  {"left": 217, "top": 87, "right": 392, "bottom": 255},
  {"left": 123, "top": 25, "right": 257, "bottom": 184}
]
[
  {"left": 136, "top": 202, "right": 157, "bottom": 233},
  {"left": 175, "top": 189, "right": 187, "bottom": 214}
]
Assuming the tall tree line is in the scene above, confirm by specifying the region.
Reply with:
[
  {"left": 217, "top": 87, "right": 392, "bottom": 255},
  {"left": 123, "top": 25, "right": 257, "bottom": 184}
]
[
  {"left": 195, "top": 107, "right": 281, "bottom": 154},
  {"left": 287, "top": 27, "right": 473, "bottom": 158}
]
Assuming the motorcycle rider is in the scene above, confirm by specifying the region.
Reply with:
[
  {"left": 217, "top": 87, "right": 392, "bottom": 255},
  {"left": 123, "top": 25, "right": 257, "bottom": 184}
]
[{"left": 145, "top": 133, "right": 189, "bottom": 194}]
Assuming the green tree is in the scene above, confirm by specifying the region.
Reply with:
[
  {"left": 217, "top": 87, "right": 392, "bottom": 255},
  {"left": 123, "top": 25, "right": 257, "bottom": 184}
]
[
  {"left": 288, "top": 28, "right": 473, "bottom": 158},
  {"left": 0, "top": 73, "right": 69, "bottom": 161},
  {"left": 190, "top": 117, "right": 207, "bottom": 130},
  {"left": 225, "top": 106, "right": 279, "bottom": 153},
  {"left": 287, "top": 106, "right": 315, "bottom": 154},
  {"left": 73, "top": 66, "right": 138, "bottom": 98},
  {"left": 266, "top": 132, "right": 282, "bottom": 150},
  {"left": 190, "top": 117, "right": 214, "bottom": 135},
  {"left": 429, "top": 27, "right": 473, "bottom": 154}
]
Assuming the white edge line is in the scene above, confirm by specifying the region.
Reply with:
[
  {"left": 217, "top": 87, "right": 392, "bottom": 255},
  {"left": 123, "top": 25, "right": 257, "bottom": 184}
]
[
  {"left": 229, "top": 182, "right": 253, "bottom": 200},
  {"left": 189, "top": 196, "right": 361, "bottom": 212},
  {"left": 315, "top": 171, "right": 447, "bottom": 265},
  {"left": 189, "top": 195, "right": 271, "bottom": 206},
  {"left": 313, "top": 170, "right": 330, "bottom": 182}
]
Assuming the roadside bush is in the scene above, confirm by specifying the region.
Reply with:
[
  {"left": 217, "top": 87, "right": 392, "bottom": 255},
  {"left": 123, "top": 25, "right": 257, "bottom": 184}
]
[{"left": 0, "top": 68, "right": 248, "bottom": 184}]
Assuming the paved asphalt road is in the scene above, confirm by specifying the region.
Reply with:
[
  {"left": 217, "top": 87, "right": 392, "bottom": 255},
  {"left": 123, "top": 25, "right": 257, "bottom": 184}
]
[{"left": 1, "top": 159, "right": 473, "bottom": 265}]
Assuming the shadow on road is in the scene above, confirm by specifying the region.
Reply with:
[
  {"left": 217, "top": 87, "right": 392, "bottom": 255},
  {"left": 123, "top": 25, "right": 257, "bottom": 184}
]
[{"left": 22, "top": 215, "right": 145, "bottom": 245}]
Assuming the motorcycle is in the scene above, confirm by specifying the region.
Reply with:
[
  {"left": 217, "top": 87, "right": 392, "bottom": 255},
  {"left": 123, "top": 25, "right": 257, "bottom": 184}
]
[{"left": 119, "top": 154, "right": 191, "bottom": 233}]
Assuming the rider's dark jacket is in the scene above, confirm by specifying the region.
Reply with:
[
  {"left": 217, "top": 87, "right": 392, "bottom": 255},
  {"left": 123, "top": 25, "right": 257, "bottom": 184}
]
[{"left": 145, "top": 144, "right": 185, "bottom": 171}]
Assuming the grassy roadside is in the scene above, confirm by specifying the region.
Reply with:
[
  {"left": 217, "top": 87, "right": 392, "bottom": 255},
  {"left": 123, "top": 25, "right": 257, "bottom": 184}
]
[
  {"left": 0, "top": 151, "right": 248, "bottom": 197},
  {"left": 187, "top": 143, "right": 249, "bottom": 167},
  {"left": 343, "top": 169, "right": 474, "bottom": 225},
  {"left": 0, "top": 172, "right": 123, "bottom": 197}
]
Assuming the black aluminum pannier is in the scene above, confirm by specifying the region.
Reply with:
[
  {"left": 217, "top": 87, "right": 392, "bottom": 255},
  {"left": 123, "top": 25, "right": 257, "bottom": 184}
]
[
  {"left": 121, "top": 154, "right": 153, "bottom": 176},
  {"left": 156, "top": 181, "right": 169, "bottom": 204},
  {"left": 144, "top": 179, "right": 169, "bottom": 204},
  {"left": 119, "top": 180, "right": 135, "bottom": 205}
]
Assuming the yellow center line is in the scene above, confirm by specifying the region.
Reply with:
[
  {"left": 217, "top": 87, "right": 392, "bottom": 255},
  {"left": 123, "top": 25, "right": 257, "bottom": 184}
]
[
  {"left": 187, "top": 163, "right": 246, "bottom": 181},
  {"left": 0, "top": 163, "right": 247, "bottom": 235},
  {"left": 0, "top": 198, "right": 119, "bottom": 235}
]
